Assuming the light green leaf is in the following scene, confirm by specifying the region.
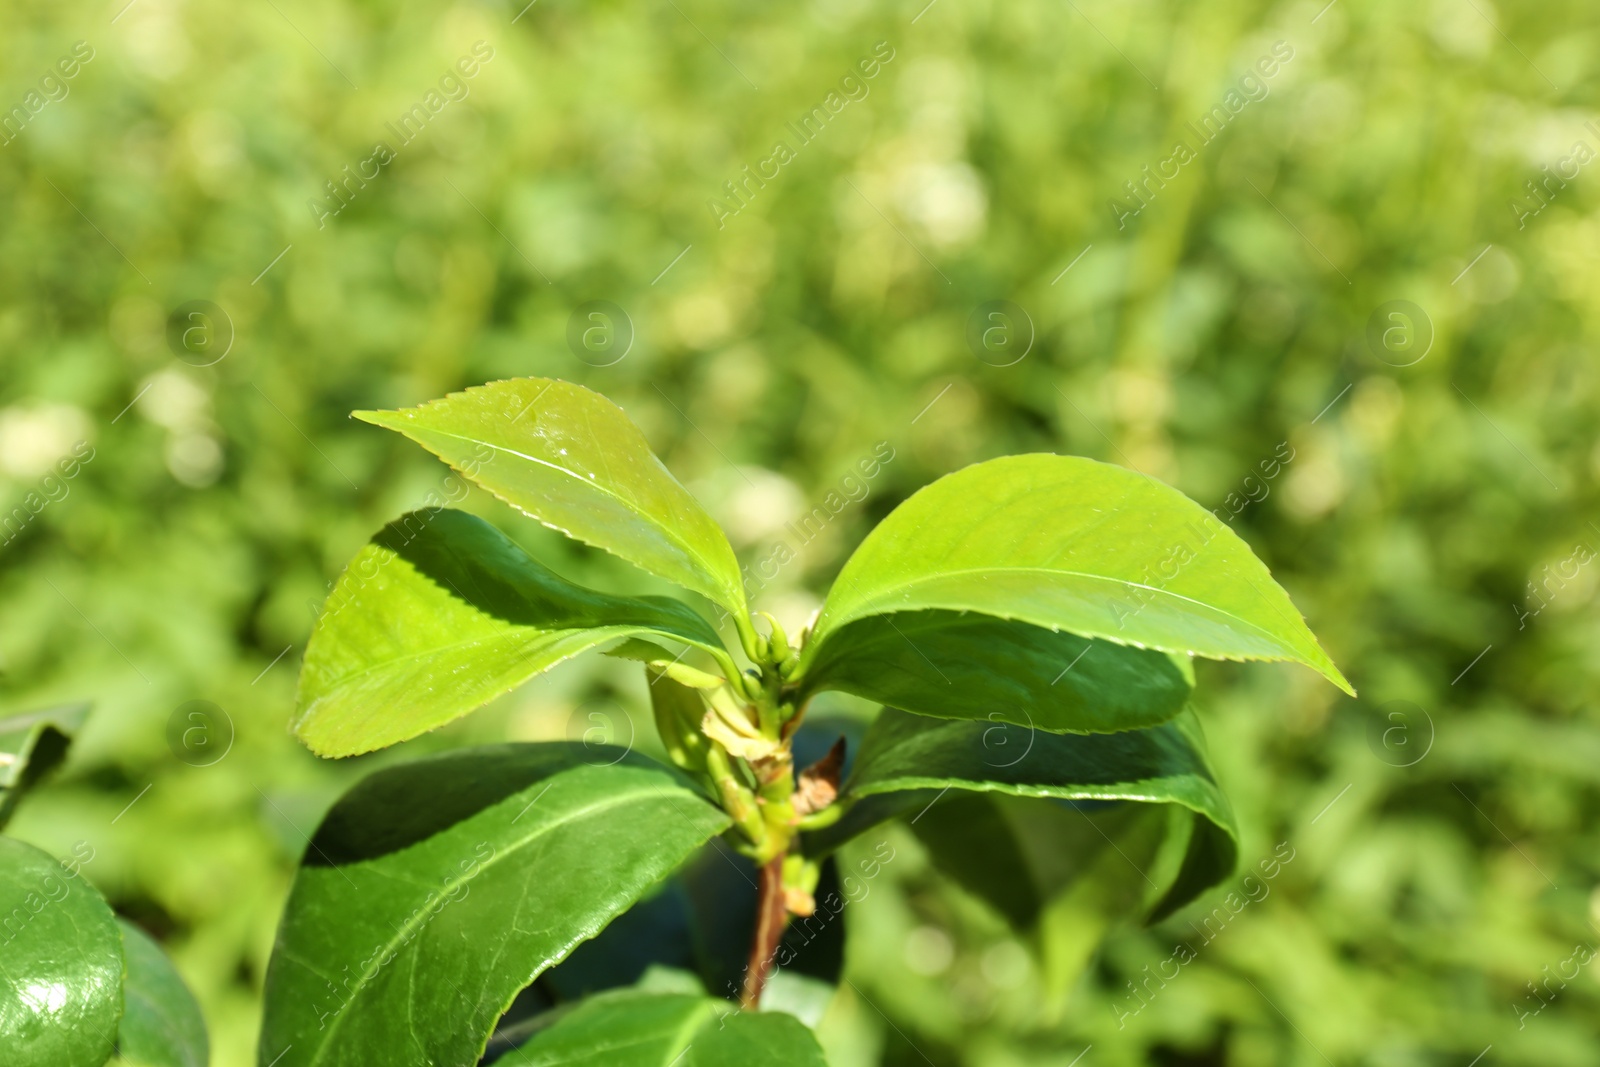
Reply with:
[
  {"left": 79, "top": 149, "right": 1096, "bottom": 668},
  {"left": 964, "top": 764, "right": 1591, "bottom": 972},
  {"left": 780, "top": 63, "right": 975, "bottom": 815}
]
[
  {"left": 0, "top": 836, "right": 123, "bottom": 1067},
  {"left": 498, "top": 990, "right": 828, "bottom": 1066},
  {"left": 798, "top": 610, "right": 1190, "bottom": 734},
  {"left": 355, "top": 378, "right": 748, "bottom": 620},
  {"left": 803, "top": 454, "right": 1352, "bottom": 695},
  {"left": 816, "top": 706, "right": 1239, "bottom": 920},
  {"left": 114, "top": 920, "right": 208, "bottom": 1067},
  {"left": 295, "top": 508, "right": 729, "bottom": 757},
  {"left": 258, "top": 744, "right": 730, "bottom": 1067},
  {"left": 646, "top": 665, "right": 713, "bottom": 775},
  {"left": 0, "top": 702, "right": 89, "bottom": 829}
]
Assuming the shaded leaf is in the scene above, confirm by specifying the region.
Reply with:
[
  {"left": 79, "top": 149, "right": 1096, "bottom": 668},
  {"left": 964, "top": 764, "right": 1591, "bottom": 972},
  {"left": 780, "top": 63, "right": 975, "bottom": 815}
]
[
  {"left": 819, "top": 706, "right": 1238, "bottom": 919},
  {"left": 0, "top": 836, "right": 122, "bottom": 1067},
  {"left": 258, "top": 744, "right": 729, "bottom": 1067},
  {"left": 798, "top": 610, "right": 1190, "bottom": 734},
  {"left": 804, "top": 454, "right": 1352, "bottom": 694},
  {"left": 355, "top": 379, "right": 748, "bottom": 620},
  {"left": 906, "top": 794, "right": 1170, "bottom": 1002},
  {"left": 496, "top": 990, "right": 828, "bottom": 1066},
  {"left": 485, "top": 846, "right": 846, "bottom": 1050},
  {"left": 295, "top": 508, "right": 727, "bottom": 757},
  {"left": 0, "top": 702, "right": 89, "bottom": 829},
  {"left": 678, "top": 849, "right": 846, "bottom": 1003},
  {"left": 115, "top": 920, "right": 208, "bottom": 1067}
]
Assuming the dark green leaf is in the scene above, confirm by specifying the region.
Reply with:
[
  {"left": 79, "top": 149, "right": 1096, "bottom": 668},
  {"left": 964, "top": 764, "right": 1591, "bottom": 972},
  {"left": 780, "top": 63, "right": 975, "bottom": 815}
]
[
  {"left": 258, "top": 744, "right": 729, "bottom": 1067},
  {"left": 804, "top": 454, "right": 1352, "bottom": 695},
  {"left": 488, "top": 844, "right": 845, "bottom": 1037},
  {"left": 0, "top": 836, "right": 122, "bottom": 1067},
  {"left": 0, "top": 702, "right": 89, "bottom": 829},
  {"left": 295, "top": 508, "right": 728, "bottom": 757},
  {"left": 798, "top": 610, "right": 1190, "bottom": 734},
  {"left": 906, "top": 794, "right": 1171, "bottom": 999},
  {"left": 114, "top": 920, "right": 208, "bottom": 1067},
  {"left": 496, "top": 990, "right": 828, "bottom": 1066},
  {"left": 901, "top": 792, "right": 1044, "bottom": 929},
  {"left": 822, "top": 706, "right": 1239, "bottom": 919},
  {"left": 909, "top": 793, "right": 1165, "bottom": 921},
  {"left": 355, "top": 378, "right": 748, "bottom": 620},
  {"left": 1149, "top": 808, "right": 1241, "bottom": 923}
]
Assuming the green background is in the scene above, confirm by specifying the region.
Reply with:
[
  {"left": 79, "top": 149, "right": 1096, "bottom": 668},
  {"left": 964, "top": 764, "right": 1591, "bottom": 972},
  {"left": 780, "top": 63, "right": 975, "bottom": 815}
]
[{"left": 2, "top": 0, "right": 1597, "bottom": 1063}]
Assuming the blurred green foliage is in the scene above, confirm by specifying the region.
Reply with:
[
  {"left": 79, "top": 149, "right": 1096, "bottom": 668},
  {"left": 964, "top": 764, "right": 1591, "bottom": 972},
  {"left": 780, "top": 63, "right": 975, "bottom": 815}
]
[{"left": 2, "top": 0, "right": 1597, "bottom": 1063}]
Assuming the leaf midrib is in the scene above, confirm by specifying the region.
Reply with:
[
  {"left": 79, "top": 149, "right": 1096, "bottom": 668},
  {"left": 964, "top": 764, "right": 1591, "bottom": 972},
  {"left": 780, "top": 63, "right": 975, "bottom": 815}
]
[
  {"left": 664, "top": 1000, "right": 717, "bottom": 1067},
  {"left": 306, "top": 780, "right": 720, "bottom": 1067},
  {"left": 851, "top": 771, "right": 1235, "bottom": 838},
  {"left": 850, "top": 772, "right": 1225, "bottom": 820}
]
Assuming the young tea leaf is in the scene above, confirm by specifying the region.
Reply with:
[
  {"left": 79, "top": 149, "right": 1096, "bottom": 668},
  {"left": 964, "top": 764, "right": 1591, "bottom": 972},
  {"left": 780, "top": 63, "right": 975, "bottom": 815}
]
[
  {"left": 0, "top": 837, "right": 123, "bottom": 1067},
  {"left": 295, "top": 508, "right": 729, "bottom": 757},
  {"left": 798, "top": 610, "right": 1190, "bottom": 734},
  {"left": 115, "top": 920, "right": 208, "bottom": 1067},
  {"left": 803, "top": 454, "right": 1352, "bottom": 695},
  {"left": 258, "top": 745, "right": 729, "bottom": 1067},
  {"left": 354, "top": 378, "right": 749, "bottom": 621}
]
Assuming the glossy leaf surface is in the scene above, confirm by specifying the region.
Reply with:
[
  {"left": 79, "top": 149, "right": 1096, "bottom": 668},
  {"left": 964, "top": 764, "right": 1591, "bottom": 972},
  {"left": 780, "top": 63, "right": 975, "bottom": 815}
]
[
  {"left": 497, "top": 990, "right": 828, "bottom": 1066},
  {"left": 115, "top": 920, "right": 208, "bottom": 1067},
  {"left": 355, "top": 378, "right": 748, "bottom": 619},
  {"left": 805, "top": 454, "right": 1352, "bottom": 694},
  {"left": 0, "top": 702, "right": 88, "bottom": 829},
  {"left": 0, "top": 836, "right": 122, "bottom": 1067},
  {"left": 825, "top": 706, "right": 1239, "bottom": 918},
  {"left": 258, "top": 745, "right": 729, "bottom": 1067},
  {"left": 799, "top": 610, "right": 1190, "bottom": 733},
  {"left": 295, "top": 508, "right": 726, "bottom": 757}
]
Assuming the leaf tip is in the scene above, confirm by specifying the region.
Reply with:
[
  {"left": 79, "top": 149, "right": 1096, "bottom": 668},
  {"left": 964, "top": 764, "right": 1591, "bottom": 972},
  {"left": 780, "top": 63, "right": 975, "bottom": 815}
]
[
  {"left": 1305, "top": 643, "right": 1356, "bottom": 697},
  {"left": 351, "top": 408, "right": 399, "bottom": 428},
  {"left": 289, "top": 709, "right": 366, "bottom": 760}
]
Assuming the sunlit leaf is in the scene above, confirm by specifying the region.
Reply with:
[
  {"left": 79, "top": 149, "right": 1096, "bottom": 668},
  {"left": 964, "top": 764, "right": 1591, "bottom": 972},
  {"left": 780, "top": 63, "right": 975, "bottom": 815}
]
[
  {"left": 355, "top": 378, "right": 748, "bottom": 620},
  {"left": 804, "top": 454, "right": 1352, "bottom": 695},
  {"left": 295, "top": 508, "right": 727, "bottom": 757}
]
